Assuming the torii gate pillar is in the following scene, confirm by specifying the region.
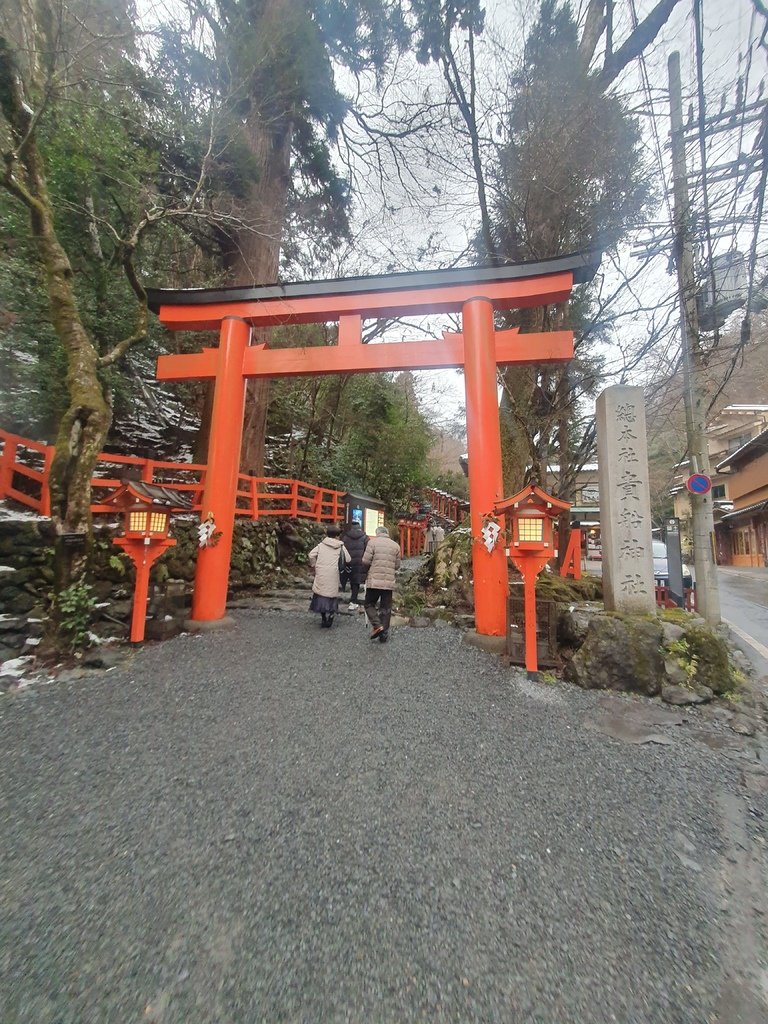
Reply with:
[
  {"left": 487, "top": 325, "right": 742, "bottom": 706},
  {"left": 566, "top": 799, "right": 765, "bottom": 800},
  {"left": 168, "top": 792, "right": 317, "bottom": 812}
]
[
  {"left": 191, "top": 317, "right": 251, "bottom": 623},
  {"left": 463, "top": 298, "right": 508, "bottom": 635}
]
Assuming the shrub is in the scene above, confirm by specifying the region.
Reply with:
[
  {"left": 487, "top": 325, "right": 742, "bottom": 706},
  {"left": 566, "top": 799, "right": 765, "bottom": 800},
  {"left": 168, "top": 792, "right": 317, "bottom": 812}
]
[{"left": 57, "top": 579, "right": 96, "bottom": 651}]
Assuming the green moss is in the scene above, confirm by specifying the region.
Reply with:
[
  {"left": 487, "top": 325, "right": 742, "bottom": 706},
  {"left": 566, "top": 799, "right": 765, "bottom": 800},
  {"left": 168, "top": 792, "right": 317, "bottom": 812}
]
[
  {"left": 536, "top": 572, "right": 602, "bottom": 603},
  {"left": 684, "top": 625, "right": 733, "bottom": 695},
  {"left": 658, "top": 608, "right": 691, "bottom": 625}
]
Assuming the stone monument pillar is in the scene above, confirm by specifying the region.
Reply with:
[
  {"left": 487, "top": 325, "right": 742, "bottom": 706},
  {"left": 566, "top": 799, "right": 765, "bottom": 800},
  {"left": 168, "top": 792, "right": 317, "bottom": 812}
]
[{"left": 596, "top": 385, "right": 655, "bottom": 614}]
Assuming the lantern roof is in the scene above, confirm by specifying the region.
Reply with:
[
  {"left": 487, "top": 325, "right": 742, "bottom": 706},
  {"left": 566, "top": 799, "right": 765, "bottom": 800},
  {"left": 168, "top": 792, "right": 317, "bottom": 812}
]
[
  {"left": 494, "top": 484, "right": 571, "bottom": 517},
  {"left": 102, "top": 480, "right": 193, "bottom": 512}
]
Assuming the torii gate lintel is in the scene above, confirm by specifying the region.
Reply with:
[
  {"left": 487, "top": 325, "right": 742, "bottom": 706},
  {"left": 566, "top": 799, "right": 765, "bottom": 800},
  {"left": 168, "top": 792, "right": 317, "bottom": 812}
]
[
  {"left": 149, "top": 252, "right": 600, "bottom": 637},
  {"left": 155, "top": 327, "right": 573, "bottom": 382}
]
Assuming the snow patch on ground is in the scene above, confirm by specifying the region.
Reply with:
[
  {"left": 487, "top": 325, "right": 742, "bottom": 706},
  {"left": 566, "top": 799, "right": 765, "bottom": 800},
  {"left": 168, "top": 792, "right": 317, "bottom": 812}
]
[
  {"left": 0, "top": 501, "right": 46, "bottom": 523},
  {"left": 87, "top": 632, "right": 120, "bottom": 645},
  {"left": 1, "top": 656, "right": 36, "bottom": 678}
]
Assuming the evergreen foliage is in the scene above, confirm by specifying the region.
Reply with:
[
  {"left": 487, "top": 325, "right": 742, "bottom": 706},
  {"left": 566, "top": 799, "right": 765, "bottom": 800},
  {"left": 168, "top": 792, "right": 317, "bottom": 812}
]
[
  {"left": 489, "top": 0, "right": 652, "bottom": 262},
  {"left": 265, "top": 328, "right": 435, "bottom": 509},
  {"left": 487, "top": 0, "right": 655, "bottom": 500}
]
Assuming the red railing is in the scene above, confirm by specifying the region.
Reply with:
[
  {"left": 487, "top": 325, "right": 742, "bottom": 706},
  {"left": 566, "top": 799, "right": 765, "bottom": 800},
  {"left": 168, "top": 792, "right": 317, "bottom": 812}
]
[
  {"left": 0, "top": 429, "right": 344, "bottom": 523},
  {"left": 0, "top": 431, "right": 54, "bottom": 516},
  {"left": 655, "top": 584, "right": 697, "bottom": 612},
  {"left": 422, "top": 487, "right": 469, "bottom": 524}
]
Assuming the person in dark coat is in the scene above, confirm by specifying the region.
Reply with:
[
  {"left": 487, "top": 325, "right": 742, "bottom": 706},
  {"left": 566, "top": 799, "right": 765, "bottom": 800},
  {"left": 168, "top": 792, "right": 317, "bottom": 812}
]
[{"left": 340, "top": 521, "right": 369, "bottom": 609}]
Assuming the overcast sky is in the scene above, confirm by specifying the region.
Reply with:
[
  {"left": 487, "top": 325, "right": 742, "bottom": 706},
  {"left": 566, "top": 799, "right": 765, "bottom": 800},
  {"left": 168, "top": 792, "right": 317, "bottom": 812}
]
[{"left": 358, "top": 0, "right": 766, "bottom": 434}]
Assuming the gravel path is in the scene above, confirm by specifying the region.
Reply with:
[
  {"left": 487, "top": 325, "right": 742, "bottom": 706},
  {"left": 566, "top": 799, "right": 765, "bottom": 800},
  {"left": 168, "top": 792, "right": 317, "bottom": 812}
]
[{"left": 1, "top": 609, "right": 766, "bottom": 1024}]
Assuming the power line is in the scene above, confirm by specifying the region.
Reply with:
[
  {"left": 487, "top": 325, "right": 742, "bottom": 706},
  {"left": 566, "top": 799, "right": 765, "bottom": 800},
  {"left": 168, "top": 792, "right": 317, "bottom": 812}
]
[
  {"left": 724, "top": 9, "right": 758, "bottom": 247},
  {"left": 628, "top": 0, "right": 675, "bottom": 229},
  {"left": 694, "top": 0, "right": 721, "bottom": 350}
]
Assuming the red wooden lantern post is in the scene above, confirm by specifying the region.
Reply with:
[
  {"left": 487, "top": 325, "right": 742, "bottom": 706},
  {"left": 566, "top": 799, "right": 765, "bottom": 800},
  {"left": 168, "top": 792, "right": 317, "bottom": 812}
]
[
  {"left": 495, "top": 486, "right": 571, "bottom": 675},
  {"left": 104, "top": 483, "right": 190, "bottom": 644}
]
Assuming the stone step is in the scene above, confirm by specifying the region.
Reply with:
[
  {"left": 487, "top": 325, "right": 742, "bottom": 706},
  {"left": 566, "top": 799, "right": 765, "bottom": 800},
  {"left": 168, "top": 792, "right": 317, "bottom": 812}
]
[{"left": 231, "top": 595, "right": 367, "bottom": 617}]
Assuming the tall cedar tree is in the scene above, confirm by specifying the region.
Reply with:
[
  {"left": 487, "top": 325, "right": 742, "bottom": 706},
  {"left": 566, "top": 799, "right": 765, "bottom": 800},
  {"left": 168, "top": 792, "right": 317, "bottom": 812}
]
[
  {"left": 172, "top": 0, "right": 411, "bottom": 472},
  {"left": 490, "top": 0, "right": 652, "bottom": 505},
  {"left": 412, "top": 0, "right": 678, "bottom": 561}
]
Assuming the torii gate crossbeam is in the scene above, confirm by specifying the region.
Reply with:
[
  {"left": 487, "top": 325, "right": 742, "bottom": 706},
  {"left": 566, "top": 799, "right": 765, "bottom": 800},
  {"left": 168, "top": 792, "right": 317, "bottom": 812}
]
[{"left": 149, "top": 251, "right": 600, "bottom": 637}]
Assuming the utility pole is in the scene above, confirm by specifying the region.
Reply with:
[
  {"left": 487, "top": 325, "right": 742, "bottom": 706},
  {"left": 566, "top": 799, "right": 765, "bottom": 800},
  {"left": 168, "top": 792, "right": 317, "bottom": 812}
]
[{"left": 668, "top": 51, "right": 721, "bottom": 626}]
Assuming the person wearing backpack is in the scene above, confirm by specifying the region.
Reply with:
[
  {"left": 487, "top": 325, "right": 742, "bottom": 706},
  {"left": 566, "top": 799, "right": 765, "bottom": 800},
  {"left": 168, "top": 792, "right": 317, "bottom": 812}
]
[
  {"left": 340, "top": 520, "right": 369, "bottom": 610},
  {"left": 308, "top": 524, "right": 350, "bottom": 628}
]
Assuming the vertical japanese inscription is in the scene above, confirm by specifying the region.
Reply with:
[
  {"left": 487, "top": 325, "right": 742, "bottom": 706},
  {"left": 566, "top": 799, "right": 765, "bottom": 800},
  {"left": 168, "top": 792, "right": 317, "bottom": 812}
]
[
  {"left": 596, "top": 387, "right": 655, "bottom": 613},
  {"left": 614, "top": 402, "right": 648, "bottom": 597}
]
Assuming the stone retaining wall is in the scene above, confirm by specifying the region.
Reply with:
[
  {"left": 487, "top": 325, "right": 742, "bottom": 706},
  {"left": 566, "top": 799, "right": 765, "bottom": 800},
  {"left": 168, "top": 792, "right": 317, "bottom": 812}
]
[{"left": 0, "top": 517, "right": 325, "bottom": 660}]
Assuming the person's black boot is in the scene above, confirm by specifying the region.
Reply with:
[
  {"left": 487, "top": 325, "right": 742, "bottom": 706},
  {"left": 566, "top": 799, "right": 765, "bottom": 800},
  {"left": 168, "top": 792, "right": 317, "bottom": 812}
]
[
  {"left": 327, "top": 614, "right": 334, "bottom": 628},
  {"left": 321, "top": 613, "right": 328, "bottom": 628},
  {"left": 378, "top": 629, "right": 389, "bottom": 643}
]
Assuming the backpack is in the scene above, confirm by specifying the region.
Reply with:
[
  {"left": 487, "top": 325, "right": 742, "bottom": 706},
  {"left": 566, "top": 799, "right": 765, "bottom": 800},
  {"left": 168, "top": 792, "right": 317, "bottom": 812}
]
[{"left": 338, "top": 546, "right": 349, "bottom": 578}]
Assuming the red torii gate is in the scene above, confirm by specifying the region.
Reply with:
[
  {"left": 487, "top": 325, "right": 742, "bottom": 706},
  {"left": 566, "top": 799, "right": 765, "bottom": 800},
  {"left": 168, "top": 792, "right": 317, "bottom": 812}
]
[{"left": 149, "top": 251, "right": 599, "bottom": 637}]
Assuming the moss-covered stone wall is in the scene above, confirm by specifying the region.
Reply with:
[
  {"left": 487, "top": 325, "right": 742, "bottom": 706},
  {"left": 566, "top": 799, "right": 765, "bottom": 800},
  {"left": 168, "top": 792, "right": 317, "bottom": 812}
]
[{"left": 0, "top": 517, "right": 325, "bottom": 659}]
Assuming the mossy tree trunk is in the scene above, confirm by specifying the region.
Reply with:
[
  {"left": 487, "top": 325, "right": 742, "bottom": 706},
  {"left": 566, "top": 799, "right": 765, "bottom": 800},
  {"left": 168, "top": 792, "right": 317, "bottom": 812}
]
[
  {"left": 0, "top": 34, "right": 134, "bottom": 644},
  {"left": 225, "top": 112, "right": 293, "bottom": 476}
]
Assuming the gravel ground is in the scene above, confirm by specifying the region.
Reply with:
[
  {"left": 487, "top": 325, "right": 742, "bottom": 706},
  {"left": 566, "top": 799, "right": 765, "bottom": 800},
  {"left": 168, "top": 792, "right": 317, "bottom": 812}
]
[{"left": 0, "top": 608, "right": 764, "bottom": 1024}]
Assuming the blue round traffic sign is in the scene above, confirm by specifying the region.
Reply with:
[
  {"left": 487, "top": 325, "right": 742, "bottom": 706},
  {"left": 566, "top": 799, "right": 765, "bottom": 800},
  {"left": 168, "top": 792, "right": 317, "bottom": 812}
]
[{"left": 685, "top": 473, "right": 712, "bottom": 495}]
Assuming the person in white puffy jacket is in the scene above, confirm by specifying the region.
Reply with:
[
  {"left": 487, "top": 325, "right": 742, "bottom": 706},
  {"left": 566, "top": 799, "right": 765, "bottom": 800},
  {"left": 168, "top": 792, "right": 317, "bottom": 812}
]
[
  {"left": 308, "top": 524, "right": 350, "bottom": 628},
  {"left": 361, "top": 526, "right": 401, "bottom": 643}
]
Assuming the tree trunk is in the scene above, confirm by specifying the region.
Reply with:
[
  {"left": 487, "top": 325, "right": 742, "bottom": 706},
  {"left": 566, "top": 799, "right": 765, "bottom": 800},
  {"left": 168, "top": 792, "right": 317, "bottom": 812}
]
[
  {"left": 219, "top": 88, "right": 294, "bottom": 475},
  {"left": 193, "top": 381, "right": 215, "bottom": 464},
  {"left": 498, "top": 305, "right": 551, "bottom": 491},
  {"left": 36, "top": 191, "right": 112, "bottom": 627},
  {"left": 0, "top": 37, "right": 112, "bottom": 643}
]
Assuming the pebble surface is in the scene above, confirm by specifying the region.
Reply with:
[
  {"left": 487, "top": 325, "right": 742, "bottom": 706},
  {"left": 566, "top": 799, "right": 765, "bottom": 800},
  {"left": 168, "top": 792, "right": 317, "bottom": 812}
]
[{"left": 0, "top": 608, "right": 753, "bottom": 1023}]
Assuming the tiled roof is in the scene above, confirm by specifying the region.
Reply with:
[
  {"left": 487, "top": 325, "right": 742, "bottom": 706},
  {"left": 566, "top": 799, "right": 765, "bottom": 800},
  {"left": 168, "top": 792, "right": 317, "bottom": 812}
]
[{"left": 716, "top": 426, "right": 768, "bottom": 471}]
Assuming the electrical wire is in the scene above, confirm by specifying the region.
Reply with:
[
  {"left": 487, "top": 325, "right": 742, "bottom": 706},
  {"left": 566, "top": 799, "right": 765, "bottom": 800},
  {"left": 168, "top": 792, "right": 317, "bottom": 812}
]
[
  {"left": 628, "top": 0, "right": 675, "bottom": 230},
  {"left": 725, "top": 10, "right": 758, "bottom": 247},
  {"left": 694, "top": 0, "right": 721, "bottom": 349}
]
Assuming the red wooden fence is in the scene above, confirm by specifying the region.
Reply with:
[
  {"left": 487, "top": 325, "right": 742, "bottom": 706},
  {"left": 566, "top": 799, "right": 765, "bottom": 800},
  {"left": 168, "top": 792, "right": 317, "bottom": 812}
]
[
  {"left": 422, "top": 486, "right": 469, "bottom": 524},
  {"left": 0, "top": 429, "right": 344, "bottom": 523},
  {"left": 655, "top": 583, "right": 697, "bottom": 612}
]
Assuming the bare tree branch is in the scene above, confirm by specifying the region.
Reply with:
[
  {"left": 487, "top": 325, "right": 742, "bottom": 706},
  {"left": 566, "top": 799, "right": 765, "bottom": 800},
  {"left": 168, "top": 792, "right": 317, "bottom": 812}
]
[
  {"left": 577, "top": 0, "right": 607, "bottom": 72},
  {"left": 599, "top": 0, "right": 683, "bottom": 88}
]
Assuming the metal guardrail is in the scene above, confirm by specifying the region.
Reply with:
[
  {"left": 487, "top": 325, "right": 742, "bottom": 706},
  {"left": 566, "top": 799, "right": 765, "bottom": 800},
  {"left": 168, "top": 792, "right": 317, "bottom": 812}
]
[{"left": 0, "top": 429, "right": 344, "bottom": 523}]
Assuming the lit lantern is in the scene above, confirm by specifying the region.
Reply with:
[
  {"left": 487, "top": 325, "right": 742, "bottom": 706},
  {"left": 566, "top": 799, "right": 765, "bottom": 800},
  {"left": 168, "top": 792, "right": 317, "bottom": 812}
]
[
  {"left": 494, "top": 485, "right": 571, "bottom": 675},
  {"left": 497, "top": 484, "right": 569, "bottom": 555},
  {"left": 104, "top": 481, "right": 191, "bottom": 644},
  {"left": 125, "top": 503, "right": 172, "bottom": 542}
]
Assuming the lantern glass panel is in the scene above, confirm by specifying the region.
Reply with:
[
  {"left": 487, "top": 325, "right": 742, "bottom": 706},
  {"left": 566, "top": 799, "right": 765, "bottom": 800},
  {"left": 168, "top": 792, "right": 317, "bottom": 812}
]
[
  {"left": 129, "top": 510, "right": 148, "bottom": 533},
  {"left": 518, "top": 516, "right": 544, "bottom": 542},
  {"left": 149, "top": 511, "right": 168, "bottom": 533}
]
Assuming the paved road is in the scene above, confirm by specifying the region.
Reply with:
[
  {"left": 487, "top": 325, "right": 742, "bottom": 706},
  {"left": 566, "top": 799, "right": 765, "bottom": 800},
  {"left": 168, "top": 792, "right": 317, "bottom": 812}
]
[
  {"left": 2, "top": 610, "right": 767, "bottom": 1024},
  {"left": 718, "top": 567, "right": 768, "bottom": 679}
]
